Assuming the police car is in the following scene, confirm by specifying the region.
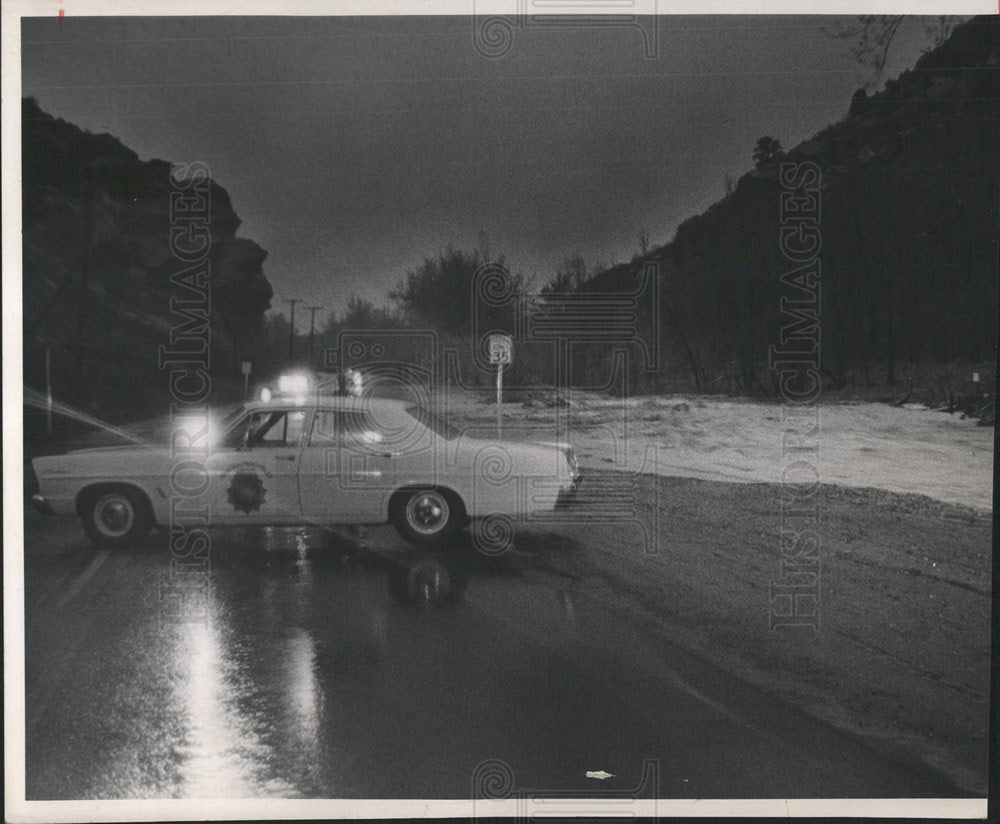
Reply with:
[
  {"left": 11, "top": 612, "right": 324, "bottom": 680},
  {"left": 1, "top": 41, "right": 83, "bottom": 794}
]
[{"left": 31, "top": 375, "right": 582, "bottom": 549}]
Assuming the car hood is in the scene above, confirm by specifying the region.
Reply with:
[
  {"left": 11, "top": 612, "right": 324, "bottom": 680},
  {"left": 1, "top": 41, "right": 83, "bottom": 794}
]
[
  {"left": 33, "top": 443, "right": 169, "bottom": 475},
  {"left": 66, "top": 444, "right": 159, "bottom": 456}
]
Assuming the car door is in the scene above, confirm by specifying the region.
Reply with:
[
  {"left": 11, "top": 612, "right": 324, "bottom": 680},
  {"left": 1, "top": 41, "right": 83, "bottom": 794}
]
[
  {"left": 205, "top": 407, "right": 309, "bottom": 524},
  {"left": 297, "top": 409, "right": 393, "bottom": 525}
]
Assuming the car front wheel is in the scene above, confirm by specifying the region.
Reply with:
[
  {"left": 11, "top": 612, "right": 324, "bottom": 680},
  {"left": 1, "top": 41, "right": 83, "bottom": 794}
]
[
  {"left": 390, "top": 487, "right": 463, "bottom": 549},
  {"left": 81, "top": 487, "right": 153, "bottom": 549}
]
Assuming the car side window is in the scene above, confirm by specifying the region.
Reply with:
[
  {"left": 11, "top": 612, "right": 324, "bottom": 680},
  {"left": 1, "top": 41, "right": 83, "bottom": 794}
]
[
  {"left": 245, "top": 410, "right": 307, "bottom": 448},
  {"left": 343, "top": 412, "right": 384, "bottom": 449},
  {"left": 310, "top": 410, "right": 339, "bottom": 445},
  {"left": 310, "top": 410, "right": 383, "bottom": 449}
]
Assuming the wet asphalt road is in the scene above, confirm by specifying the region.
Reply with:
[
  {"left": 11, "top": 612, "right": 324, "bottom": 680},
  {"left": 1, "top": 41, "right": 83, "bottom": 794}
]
[{"left": 22, "top": 510, "right": 960, "bottom": 800}]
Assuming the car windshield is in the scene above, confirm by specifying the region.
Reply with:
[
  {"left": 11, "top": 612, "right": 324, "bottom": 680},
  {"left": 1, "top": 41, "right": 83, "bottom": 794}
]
[
  {"left": 219, "top": 405, "right": 246, "bottom": 429},
  {"left": 406, "top": 405, "right": 460, "bottom": 441}
]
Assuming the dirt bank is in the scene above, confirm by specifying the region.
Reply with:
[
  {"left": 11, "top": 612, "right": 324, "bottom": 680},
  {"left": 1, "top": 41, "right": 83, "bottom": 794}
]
[{"left": 444, "top": 393, "right": 994, "bottom": 511}]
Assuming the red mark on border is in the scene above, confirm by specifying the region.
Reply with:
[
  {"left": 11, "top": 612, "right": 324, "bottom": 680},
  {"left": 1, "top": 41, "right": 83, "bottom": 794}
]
[{"left": 58, "top": 9, "right": 64, "bottom": 31}]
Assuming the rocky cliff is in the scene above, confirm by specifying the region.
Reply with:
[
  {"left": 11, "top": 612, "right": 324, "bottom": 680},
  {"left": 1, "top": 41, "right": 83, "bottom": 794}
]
[{"left": 22, "top": 97, "right": 274, "bottom": 421}]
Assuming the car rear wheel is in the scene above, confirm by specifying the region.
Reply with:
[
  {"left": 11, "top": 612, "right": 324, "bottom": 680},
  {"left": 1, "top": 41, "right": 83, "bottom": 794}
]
[
  {"left": 81, "top": 487, "right": 153, "bottom": 549},
  {"left": 390, "top": 487, "right": 464, "bottom": 549}
]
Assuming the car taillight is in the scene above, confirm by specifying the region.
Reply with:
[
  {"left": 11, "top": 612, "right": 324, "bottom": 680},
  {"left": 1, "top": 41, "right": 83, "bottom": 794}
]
[{"left": 566, "top": 447, "right": 579, "bottom": 477}]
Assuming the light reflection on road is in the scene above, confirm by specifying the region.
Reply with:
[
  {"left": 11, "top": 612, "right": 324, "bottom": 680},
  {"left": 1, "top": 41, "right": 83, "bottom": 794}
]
[
  {"left": 179, "top": 617, "right": 269, "bottom": 797},
  {"left": 173, "top": 528, "right": 325, "bottom": 798}
]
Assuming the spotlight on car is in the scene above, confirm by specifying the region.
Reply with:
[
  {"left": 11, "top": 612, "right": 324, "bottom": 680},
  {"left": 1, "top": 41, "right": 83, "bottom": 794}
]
[{"left": 259, "top": 386, "right": 272, "bottom": 402}]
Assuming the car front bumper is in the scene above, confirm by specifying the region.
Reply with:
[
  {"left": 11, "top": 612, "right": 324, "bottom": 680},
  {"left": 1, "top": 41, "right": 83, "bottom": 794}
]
[{"left": 30, "top": 493, "right": 54, "bottom": 514}]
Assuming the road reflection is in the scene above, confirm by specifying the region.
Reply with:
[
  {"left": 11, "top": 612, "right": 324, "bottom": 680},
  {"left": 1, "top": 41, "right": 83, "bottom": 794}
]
[
  {"left": 166, "top": 526, "right": 483, "bottom": 797},
  {"left": 25, "top": 516, "right": 591, "bottom": 798},
  {"left": 177, "top": 613, "right": 292, "bottom": 797}
]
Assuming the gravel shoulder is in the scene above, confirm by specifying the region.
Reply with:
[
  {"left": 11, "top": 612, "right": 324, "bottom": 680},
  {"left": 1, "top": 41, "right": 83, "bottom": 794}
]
[{"left": 513, "top": 472, "right": 992, "bottom": 795}]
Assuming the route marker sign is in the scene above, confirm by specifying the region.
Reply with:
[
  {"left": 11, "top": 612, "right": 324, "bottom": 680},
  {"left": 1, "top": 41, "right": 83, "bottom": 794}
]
[{"left": 488, "top": 333, "right": 513, "bottom": 436}]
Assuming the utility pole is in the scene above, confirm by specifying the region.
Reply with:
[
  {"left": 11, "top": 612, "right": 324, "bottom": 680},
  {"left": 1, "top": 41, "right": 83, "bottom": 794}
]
[
  {"left": 45, "top": 347, "right": 52, "bottom": 436},
  {"left": 75, "top": 165, "right": 93, "bottom": 379},
  {"left": 283, "top": 298, "right": 300, "bottom": 364},
  {"left": 306, "top": 305, "right": 323, "bottom": 370}
]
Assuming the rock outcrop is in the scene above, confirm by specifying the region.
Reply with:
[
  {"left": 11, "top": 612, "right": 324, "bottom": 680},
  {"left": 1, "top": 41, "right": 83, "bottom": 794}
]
[
  {"left": 22, "top": 97, "right": 273, "bottom": 419},
  {"left": 583, "top": 16, "right": 998, "bottom": 397}
]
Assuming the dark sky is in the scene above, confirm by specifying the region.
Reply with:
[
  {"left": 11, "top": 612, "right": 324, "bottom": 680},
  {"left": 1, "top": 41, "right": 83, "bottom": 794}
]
[{"left": 21, "top": 15, "right": 934, "bottom": 329}]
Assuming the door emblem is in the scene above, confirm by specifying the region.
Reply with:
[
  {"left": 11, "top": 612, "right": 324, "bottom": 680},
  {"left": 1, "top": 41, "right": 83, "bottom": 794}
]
[{"left": 227, "top": 472, "right": 268, "bottom": 514}]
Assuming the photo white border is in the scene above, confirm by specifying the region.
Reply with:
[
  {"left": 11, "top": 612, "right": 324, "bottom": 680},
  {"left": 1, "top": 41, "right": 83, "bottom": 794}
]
[{"left": 3, "top": 1, "right": 994, "bottom": 821}]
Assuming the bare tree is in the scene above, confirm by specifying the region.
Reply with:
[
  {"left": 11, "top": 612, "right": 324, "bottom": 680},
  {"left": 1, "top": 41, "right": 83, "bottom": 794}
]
[
  {"left": 476, "top": 227, "right": 494, "bottom": 265},
  {"left": 638, "top": 228, "right": 651, "bottom": 257},
  {"left": 824, "top": 16, "right": 961, "bottom": 90}
]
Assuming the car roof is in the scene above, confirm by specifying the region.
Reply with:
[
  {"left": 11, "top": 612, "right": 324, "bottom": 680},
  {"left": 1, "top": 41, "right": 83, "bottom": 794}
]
[{"left": 243, "top": 394, "right": 412, "bottom": 413}]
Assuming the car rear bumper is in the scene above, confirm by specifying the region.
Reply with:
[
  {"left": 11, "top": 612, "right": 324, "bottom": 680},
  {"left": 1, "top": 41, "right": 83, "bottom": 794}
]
[{"left": 555, "top": 475, "right": 582, "bottom": 509}]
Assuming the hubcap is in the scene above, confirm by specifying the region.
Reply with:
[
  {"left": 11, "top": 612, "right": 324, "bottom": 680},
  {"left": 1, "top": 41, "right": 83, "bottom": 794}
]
[
  {"left": 406, "top": 491, "right": 449, "bottom": 535},
  {"left": 94, "top": 493, "right": 135, "bottom": 537}
]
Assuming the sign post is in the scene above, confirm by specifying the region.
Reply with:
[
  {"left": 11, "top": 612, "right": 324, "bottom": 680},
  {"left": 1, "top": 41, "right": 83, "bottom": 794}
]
[
  {"left": 487, "top": 334, "right": 513, "bottom": 438},
  {"left": 241, "top": 361, "right": 252, "bottom": 397}
]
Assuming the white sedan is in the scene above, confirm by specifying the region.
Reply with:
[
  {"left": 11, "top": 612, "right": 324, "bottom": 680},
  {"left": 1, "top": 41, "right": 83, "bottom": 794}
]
[{"left": 31, "top": 393, "right": 581, "bottom": 549}]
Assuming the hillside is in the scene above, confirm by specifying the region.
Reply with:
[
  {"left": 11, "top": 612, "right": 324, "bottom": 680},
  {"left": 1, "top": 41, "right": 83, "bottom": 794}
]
[
  {"left": 21, "top": 97, "right": 274, "bottom": 428},
  {"left": 583, "top": 16, "right": 999, "bottom": 403}
]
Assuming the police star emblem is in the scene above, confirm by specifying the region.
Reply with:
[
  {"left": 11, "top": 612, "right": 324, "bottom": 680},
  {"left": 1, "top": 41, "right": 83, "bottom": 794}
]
[{"left": 226, "top": 472, "right": 267, "bottom": 514}]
